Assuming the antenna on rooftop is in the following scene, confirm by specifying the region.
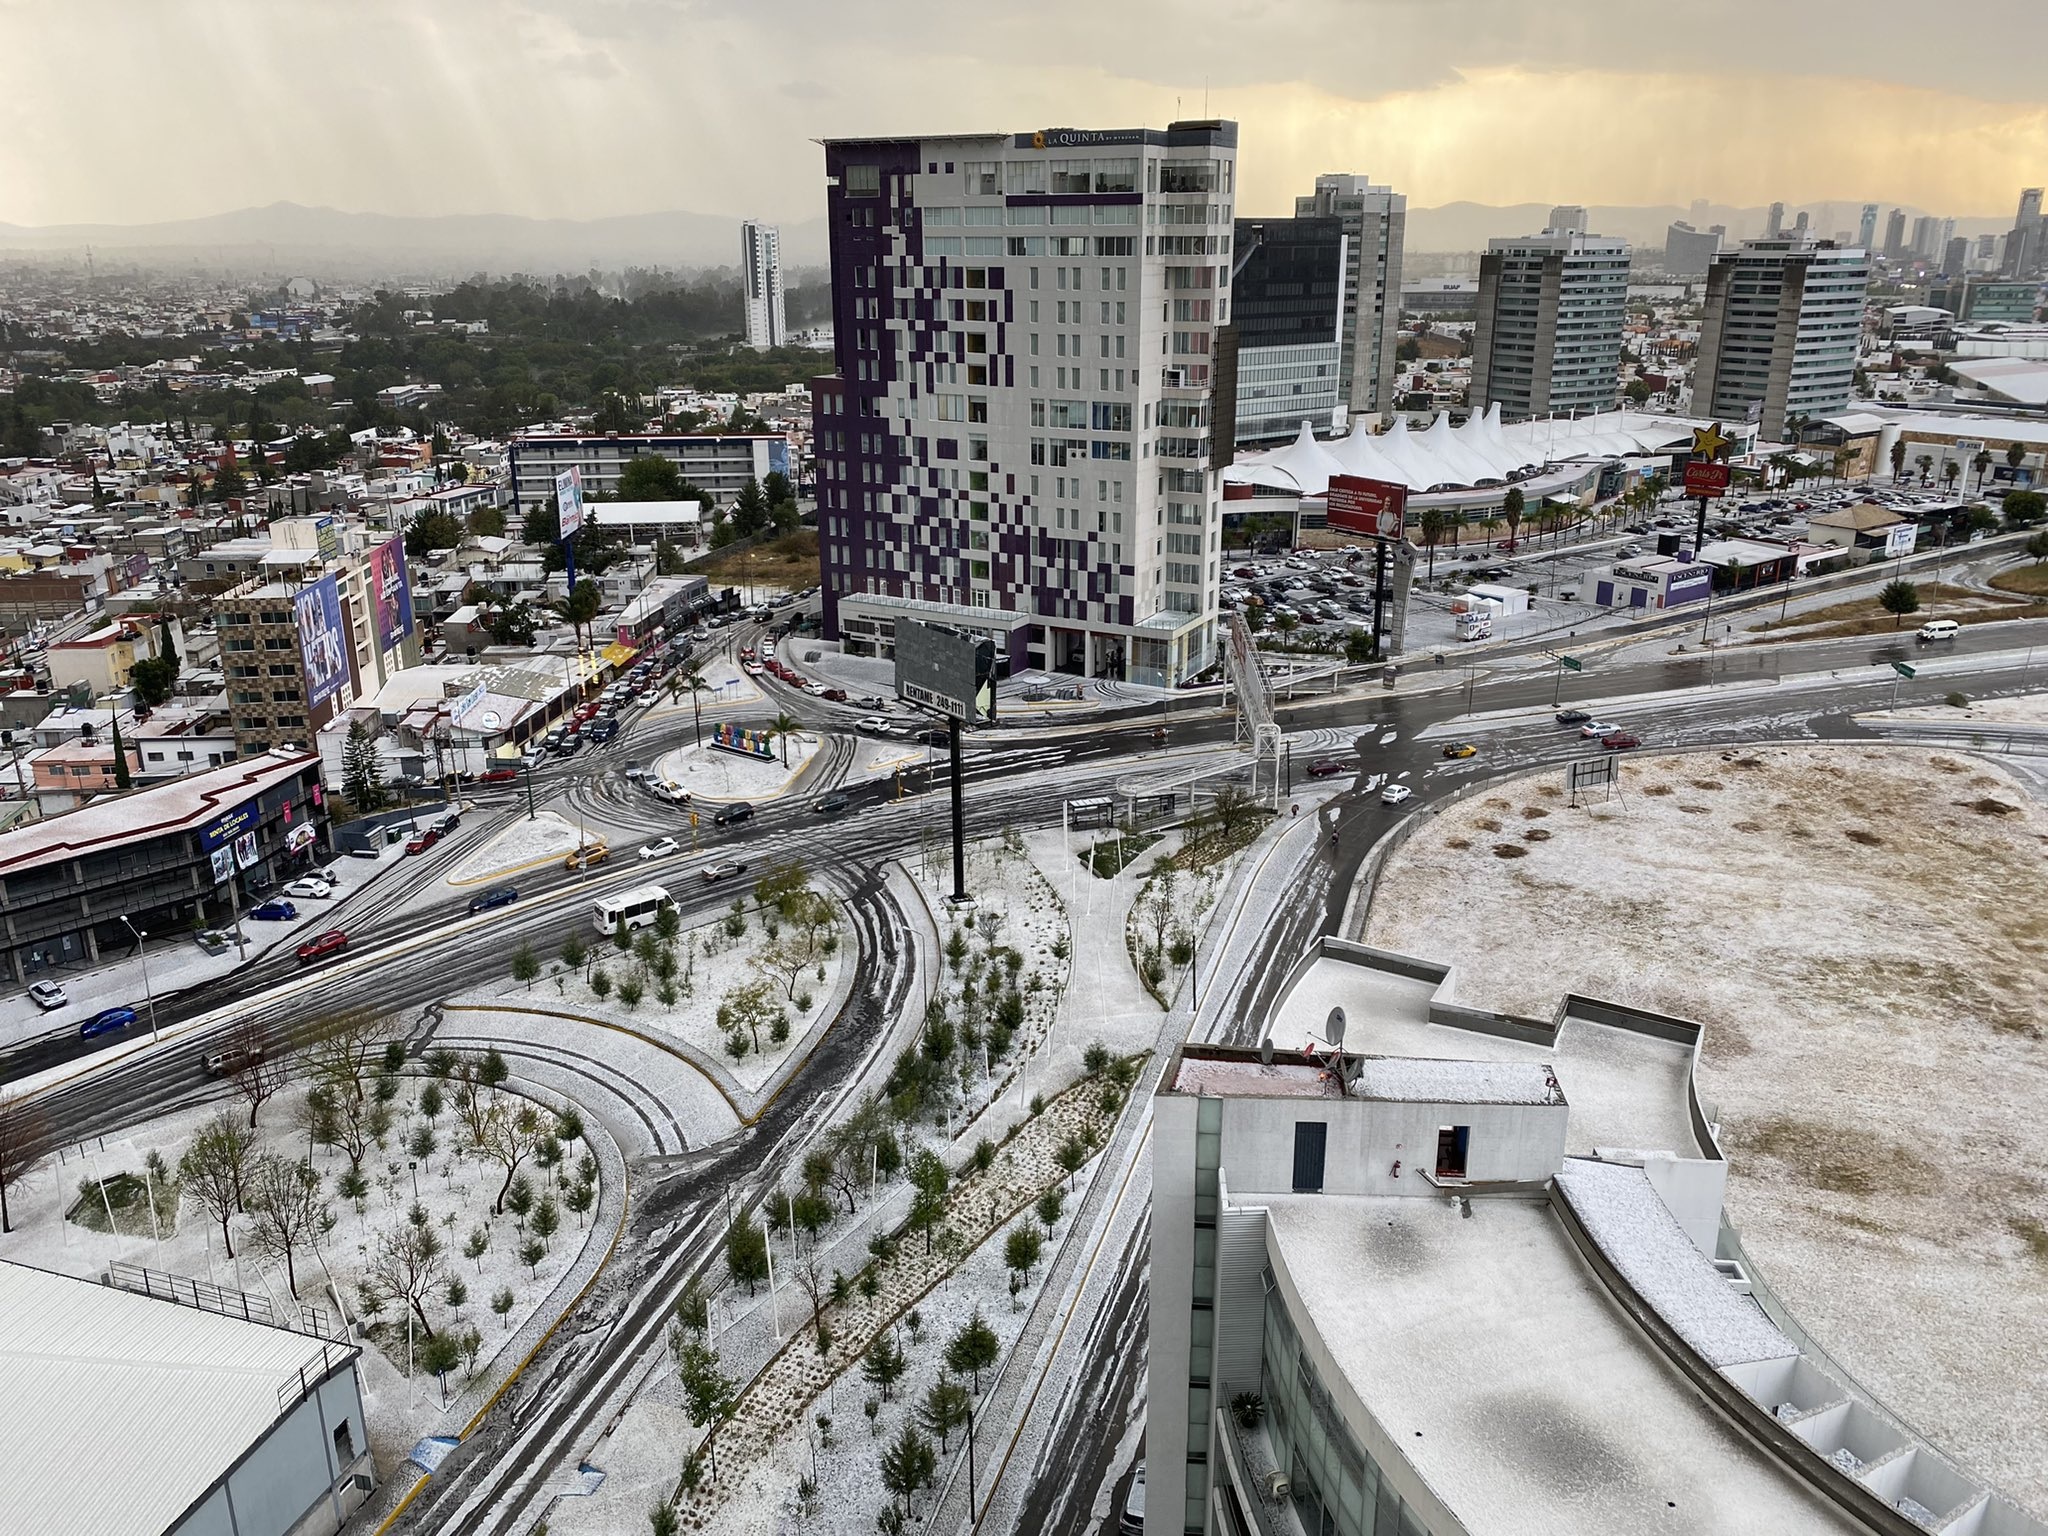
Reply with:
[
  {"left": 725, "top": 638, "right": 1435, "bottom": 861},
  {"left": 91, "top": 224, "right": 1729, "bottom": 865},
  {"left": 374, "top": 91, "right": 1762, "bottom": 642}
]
[
  {"left": 1258, "top": 1036, "right": 1274, "bottom": 1066},
  {"left": 1324, "top": 1007, "right": 1346, "bottom": 1050}
]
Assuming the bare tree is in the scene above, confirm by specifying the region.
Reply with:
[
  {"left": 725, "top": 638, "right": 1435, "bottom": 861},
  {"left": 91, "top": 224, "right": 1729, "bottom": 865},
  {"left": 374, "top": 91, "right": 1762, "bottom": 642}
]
[
  {"left": 227, "top": 1020, "right": 289, "bottom": 1129},
  {"left": 0, "top": 1089, "right": 51, "bottom": 1234},
  {"left": 365, "top": 1224, "right": 446, "bottom": 1337},
  {"left": 756, "top": 891, "right": 836, "bottom": 1001},
  {"left": 245, "top": 1154, "right": 332, "bottom": 1297},
  {"left": 794, "top": 1242, "right": 832, "bottom": 1353},
  {"left": 468, "top": 1099, "right": 545, "bottom": 1215},
  {"left": 305, "top": 1013, "right": 389, "bottom": 1105},
  {"left": 179, "top": 1112, "right": 256, "bottom": 1256}
]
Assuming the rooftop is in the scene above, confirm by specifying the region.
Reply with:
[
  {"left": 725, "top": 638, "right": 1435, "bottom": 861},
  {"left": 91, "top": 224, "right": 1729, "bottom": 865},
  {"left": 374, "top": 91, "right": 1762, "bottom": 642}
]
[
  {"left": 0, "top": 748, "right": 314, "bottom": 877},
  {"left": 1806, "top": 503, "right": 1909, "bottom": 531},
  {"left": 0, "top": 1261, "right": 355, "bottom": 1536},
  {"left": 1261, "top": 1193, "right": 1859, "bottom": 1536},
  {"left": 1171, "top": 1047, "right": 1564, "bottom": 1107}
]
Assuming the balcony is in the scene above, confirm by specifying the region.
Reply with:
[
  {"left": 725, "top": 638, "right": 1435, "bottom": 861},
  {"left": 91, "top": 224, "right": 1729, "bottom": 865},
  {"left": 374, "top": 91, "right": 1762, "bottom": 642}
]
[{"left": 1214, "top": 1392, "right": 1297, "bottom": 1536}]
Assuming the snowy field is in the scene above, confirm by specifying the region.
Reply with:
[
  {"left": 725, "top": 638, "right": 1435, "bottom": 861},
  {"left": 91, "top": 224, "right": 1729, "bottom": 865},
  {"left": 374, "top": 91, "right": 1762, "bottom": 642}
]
[
  {"left": 0, "top": 1067, "right": 604, "bottom": 1480},
  {"left": 445, "top": 810, "right": 584, "bottom": 885},
  {"left": 477, "top": 890, "right": 850, "bottom": 1096},
  {"left": 1362, "top": 743, "right": 2048, "bottom": 1518},
  {"left": 654, "top": 733, "right": 820, "bottom": 802},
  {"left": 1875, "top": 689, "right": 2048, "bottom": 728}
]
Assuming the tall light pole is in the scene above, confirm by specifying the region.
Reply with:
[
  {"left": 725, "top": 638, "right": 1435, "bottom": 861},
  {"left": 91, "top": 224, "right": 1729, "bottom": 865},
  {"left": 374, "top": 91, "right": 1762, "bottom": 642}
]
[{"left": 119, "top": 914, "right": 159, "bottom": 1042}]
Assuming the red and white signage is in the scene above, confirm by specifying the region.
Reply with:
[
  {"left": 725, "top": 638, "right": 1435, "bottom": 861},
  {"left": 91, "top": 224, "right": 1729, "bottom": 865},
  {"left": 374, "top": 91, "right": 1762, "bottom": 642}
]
[
  {"left": 1326, "top": 475, "right": 1408, "bottom": 538},
  {"left": 1682, "top": 459, "right": 1731, "bottom": 498}
]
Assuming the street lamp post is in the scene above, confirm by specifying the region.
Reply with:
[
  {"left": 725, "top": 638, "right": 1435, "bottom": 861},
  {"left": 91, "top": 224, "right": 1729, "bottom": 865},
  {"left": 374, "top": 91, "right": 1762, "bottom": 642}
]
[{"left": 119, "top": 914, "right": 159, "bottom": 1042}]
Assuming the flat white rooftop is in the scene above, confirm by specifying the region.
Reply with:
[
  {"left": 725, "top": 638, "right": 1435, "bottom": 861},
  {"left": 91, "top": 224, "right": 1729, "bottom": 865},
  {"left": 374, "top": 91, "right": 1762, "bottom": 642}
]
[{"left": 1262, "top": 1194, "right": 1860, "bottom": 1535}]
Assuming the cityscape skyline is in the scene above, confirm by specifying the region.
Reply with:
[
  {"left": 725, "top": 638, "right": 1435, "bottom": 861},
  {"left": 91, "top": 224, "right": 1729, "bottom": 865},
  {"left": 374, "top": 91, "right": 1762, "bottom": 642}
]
[{"left": 1, "top": 0, "right": 2044, "bottom": 229}]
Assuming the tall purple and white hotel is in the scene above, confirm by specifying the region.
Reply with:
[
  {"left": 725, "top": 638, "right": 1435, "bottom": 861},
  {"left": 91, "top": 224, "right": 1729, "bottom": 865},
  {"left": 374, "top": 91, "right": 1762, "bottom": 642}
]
[{"left": 812, "top": 122, "right": 1238, "bottom": 688}]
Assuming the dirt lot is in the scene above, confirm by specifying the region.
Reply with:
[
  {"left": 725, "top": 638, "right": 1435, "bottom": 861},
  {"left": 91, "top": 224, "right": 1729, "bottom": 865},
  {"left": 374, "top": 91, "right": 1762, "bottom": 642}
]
[
  {"left": 1747, "top": 580, "right": 2044, "bottom": 641},
  {"left": 1362, "top": 744, "right": 2048, "bottom": 1517}
]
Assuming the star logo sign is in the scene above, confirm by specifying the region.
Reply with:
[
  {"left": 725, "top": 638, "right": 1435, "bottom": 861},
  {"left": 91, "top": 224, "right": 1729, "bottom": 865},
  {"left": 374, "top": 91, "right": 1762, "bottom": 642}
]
[{"left": 1691, "top": 422, "right": 1731, "bottom": 461}]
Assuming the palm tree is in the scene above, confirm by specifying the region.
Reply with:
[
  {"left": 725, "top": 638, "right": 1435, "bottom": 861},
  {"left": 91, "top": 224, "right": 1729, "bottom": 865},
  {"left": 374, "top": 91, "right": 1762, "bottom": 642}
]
[
  {"left": 558, "top": 578, "right": 601, "bottom": 653},
  {"left": 1478, "top": 516, "right": 1502, "bottom": 546},
  {"left": 768, "top": 711, "right": 801, "bottom": 767},
  {"left": 1973, "top": 449, "right": 1993, "bottom": 492},
  {"left": 1890, "top": 439, "right": 1908, "bottom": 483},
  {"left": 679, "top": 668, "right": 711, "bottom": 748},
  {"left": 1417, "top": 508, "right": 1448, "bottom": 578},
  {"left": 2008, "top": 441, "right": 2029, "bottom": 486},
  {"left": 1941, "top": 460, "right": 1961, "bottom": 496},
  {"left": 1915, "top": 453, "right": 1934, "bottom": 487},
  {"left": 1500, "top": 486, "right": 1525, "bottom": 550},
  {"left": 1835, "top": 447, "right": 1856, "bottom": 485}
]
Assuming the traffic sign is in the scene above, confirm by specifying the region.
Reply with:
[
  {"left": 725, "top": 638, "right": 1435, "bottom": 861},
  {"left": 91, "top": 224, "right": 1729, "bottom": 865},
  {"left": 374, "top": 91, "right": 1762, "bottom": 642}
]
[
  {"left": 1891, "top": 661, "right": 1916, "bottom": 679},
  {"left": 1561, "top": 655, "right": 1583, "bottom": 673}
]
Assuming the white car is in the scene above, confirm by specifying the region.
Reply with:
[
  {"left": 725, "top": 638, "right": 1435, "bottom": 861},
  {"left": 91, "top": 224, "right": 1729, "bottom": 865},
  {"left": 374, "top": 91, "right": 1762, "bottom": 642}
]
[
  {"left": 283, "top": 877, "right": 333, "bottom": 900},
  {"left": 853, "top": 715, "right": 891, "bottom": 735},
  {"left": 624, "top": 764, "right": 646, "bottom": 781},
  {"left": 639, "top": 836, "right": 680, "bottom": 860},
  {"left": 1579, "top": 720, "right": 1619, "bottom": 739},
  {"left": 28, "top": 980, "right": 67, "bottom": 1011},
  {"left": 1381, "top": 784, "right": 1413, "bottom": 806}
]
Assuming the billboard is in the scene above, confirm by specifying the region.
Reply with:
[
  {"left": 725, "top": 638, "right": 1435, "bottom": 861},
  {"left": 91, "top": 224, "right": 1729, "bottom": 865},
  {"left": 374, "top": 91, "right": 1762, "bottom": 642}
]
[
  {"left": 555, "top": 468, "right": 586, "bottom": 540},
  {"left": 1326, "top": 475, "right": 1407, "bottom": 538},
  {"left": 199, "top": 797, "right": 260, "bottom": 852},
  {"left": 294, "top": 573, "right": 349, "bottom": 710},
  {"left": 314, "top": 515, "right": 341, "bottom": 563},
  {"left": 894, "top": 619, "right": 996, "bottom": 724},
  {"left": 367, "top": 535, "right": 415, "bottom": 653},
  {"left": 1683, "top": 459, "right": 1731, "bottom": 497}
]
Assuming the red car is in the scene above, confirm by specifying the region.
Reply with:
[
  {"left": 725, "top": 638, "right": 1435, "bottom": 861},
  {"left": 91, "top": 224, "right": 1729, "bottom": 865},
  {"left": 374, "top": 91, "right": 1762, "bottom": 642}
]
[
  {"left": 478, "top": 767, "right": 518, "bottom": 785},
  {"left": 405, "top": 828, "right": 441, "bottom": 855},
  {"left": 297, "top": 930, "right": 349, "bottom": 964},
  {"left": 1306, "top": 757, "right": 1349, "bottom": 778},
  {"left": 1600, "top": 731, "right": 1642, "bottom": 751},
  {"left": 821, "top": 688, "right": 848, "bottom": 703}
]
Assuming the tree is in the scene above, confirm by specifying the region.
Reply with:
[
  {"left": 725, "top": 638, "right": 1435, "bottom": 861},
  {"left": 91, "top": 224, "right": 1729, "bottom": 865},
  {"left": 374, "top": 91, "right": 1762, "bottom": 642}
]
[
  {"left": 511, "top": 942, "right": 540, "bottom": 989},
  {"left": 366, "top": 1223, "right": 446, "bottom": 1337},
  {"left": 2004, "top": 489, "right": 2046, "bottom": 529},
  {"left": 719, "top": 976, "right": 784, "bottom": 1053},
  {"left": 109, "top": 712, "right": 132, "bottom": 790},
  {"left": 468, "top": 1096, "right": 546, "bottom": 1214},
  {"left": 1004, "top": 1223, "right": 1043, "bottom": 1288},
  {"left": 650, "top": 1504, "right": 681, "bottom": 1536},
  {"left": 1973, "top": 449, "right": 1994, "bottom": 491},
  {"left": 179, "top": 1112, "right": 253, "bottom": 1256},
  {"left": 1417, "top": 507, "right": 1448, "bottom": 578},
  {"left": 907, "top": 1148, "right": 949, "bottom": 1255},
  {"left": 1878, "top": 578, "right": 1921, "bottom": 627},
  {"left": 0, "top": 1089, "right": 50, "bottom": 1234},
  {"left": 679, "top": 667, "right": 712, "bottom": 747},
  {"left": 944, "top": 1309, "right": 1000, "bottom": 1393},
  {"left": 2008, "top": 440, "right": 2028, "bottom": 479},
  {"left": 1623, "top": 378, "right": 1651, "bottom": 406},
  {"left": 342, "top": 721, "right": 388, "bottom": 812},
  {"left": 405, "top": 510, "right": 464, "bottom": 557},
  {"left": 863, "top": 1332, "right": 908, "bottom": 1401},
  {"left": 468, "top": 504, "right": 506, "bottom": 538},
  {"left": 673, "top": 1329, "right": 737, "bottom": 1476},
  {"left": 768, "top": 710, "right": 802, "bottom": 767},
  {"left": 419, "top": 1329, "right": 464, "bottom": 1404},
  {"left": 732, "top": 477, "right": 770, "bottom": 537},
  {"left": 726, "top": 1208, "right": 769, "bottom": 1293},
  {"left": 918, "top": 1376, "right": 971, "bottom": 1453},
  {"left": 879, "top": 1425, "right": 937, "bottom": 1517},
  {"left": 246, "top": 1154, "right": 330, "bottom": 1297},
  {"left": 129, "top": 653, "right": 178, "bottom": 708},
  {"left": 616, "top": 454, "right": 685, "bottom": 500},
  {"left": 559, "top": 577, "right": 603, "bottom": 653},
  {"left": 1915, "top": 453, "right": 1934, "bottom": 486},
  {"left": 594, "top": 392, "right": 637, "bottom": 435},
  {"left": 763, "top": 469, "right": 793, "bottom": 505},
  {"left": 1500, "top": 486, "right": 1525, "bottom": 549},
  {"left": 1969, "top": 504, "right": 2001, "bottom": 537},
  {"left": 1941, "top": 460, "right": 1961, "bottom": 495},
  {"left": 1890, "top": 438, "right": 1908, "bottom": 482},
  {"left": 2027, "top": 528, "right": 2048, "bottom": 563},
  {"left": 227, "top": 1020, "right": 288, "bottom": 1127},
  {"left": 1342, "top": 628, "right": 1376, "bottom": 666}
]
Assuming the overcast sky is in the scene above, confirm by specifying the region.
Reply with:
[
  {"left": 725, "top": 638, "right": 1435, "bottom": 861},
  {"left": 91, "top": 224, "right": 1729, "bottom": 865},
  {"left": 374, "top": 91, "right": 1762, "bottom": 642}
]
[{"left": 3, "top": 0, "right": 2044, "bottom": 226}]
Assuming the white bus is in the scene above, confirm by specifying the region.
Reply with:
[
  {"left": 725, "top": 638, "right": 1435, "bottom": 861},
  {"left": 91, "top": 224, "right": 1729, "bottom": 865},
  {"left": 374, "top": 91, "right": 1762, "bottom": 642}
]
[{"left": 593, "top": 884, "right": 675, "bottom": 935}]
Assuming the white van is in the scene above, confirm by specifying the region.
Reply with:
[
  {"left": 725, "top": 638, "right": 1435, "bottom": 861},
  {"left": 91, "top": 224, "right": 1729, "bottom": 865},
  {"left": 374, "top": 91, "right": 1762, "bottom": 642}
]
[{"left": 1915, "top": 619, "right": 1960, "bottom": 643}]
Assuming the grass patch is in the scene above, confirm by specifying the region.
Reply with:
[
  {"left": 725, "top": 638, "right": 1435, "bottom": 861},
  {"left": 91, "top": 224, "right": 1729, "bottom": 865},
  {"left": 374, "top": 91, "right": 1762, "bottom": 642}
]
[
  {"left": 1990, "top": 562, "right": 2048, "bottom": 598},
  {"left": 1521, "top": 806, "right": 1550, "bottom": 820},
  {"left": 694, "top": 529, "right": 819, "bottom": 586},
  {"left": 1083, "top": 830, "right": 1162, "bottom": 879},
  {"left": 2012, "top": 1217, "right": 2048, "bottom": 1265},
  {"left": 1642, "top": 783, "right": 1673, "bottom": 797},
  {"left": 1492, "top": 844, "right": 1528, "bottom": 859},
  {"left": 1741, "top": 1113, "right": 1936, "bottom": 1198},
  {"left": 1969, "top": 798, "right": 2021, "bottom": 817},
  {"left": 1844, "top": 828, "right": 1883, "bottom": 846},
  {"left": 1522, "top": 827, "right": 1552, "bottom": 842}
]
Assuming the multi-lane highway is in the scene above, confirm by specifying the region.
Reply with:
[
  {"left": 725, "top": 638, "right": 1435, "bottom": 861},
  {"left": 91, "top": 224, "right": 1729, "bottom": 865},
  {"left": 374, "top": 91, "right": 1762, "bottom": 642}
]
[{"left": 9, "top": 604, "right": 2045, "bottom": 1536}]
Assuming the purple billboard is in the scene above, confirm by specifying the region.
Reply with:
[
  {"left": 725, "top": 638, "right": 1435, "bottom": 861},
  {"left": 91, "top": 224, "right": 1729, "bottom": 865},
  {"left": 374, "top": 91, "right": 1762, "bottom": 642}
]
[
  {"left": 367, "top": 534, "right": 415, "bottom": 654},
  {"left": 293, "top": 573, "right": 349, "bottom": 709}
]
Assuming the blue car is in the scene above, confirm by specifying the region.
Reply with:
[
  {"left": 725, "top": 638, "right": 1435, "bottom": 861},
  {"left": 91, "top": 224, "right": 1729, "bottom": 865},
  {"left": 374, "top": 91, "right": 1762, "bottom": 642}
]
[
  {"left": 467, "top": 885, "right": 520, "bottom": 915},
  {"left": 80, "top": 1006, "right": 138, "bottom": 1039},
  {"left": 250, "top": 899, "right": 298, "bottom": 922}
]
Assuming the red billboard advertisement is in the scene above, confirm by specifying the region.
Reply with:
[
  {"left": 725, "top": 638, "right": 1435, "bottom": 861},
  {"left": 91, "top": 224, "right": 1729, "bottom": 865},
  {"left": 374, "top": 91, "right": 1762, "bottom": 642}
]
[
  {"left": 1325, "top": 475, "right": 1408, "bottom": 537},
  {"left": 1682, "top": 460, "right": 1732, "bottom": 498}
]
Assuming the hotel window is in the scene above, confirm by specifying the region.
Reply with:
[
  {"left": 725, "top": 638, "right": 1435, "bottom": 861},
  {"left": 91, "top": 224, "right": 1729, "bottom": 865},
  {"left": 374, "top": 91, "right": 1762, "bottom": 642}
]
[{"left": 845, "top": 164, "right": 880, "bottom": 197}]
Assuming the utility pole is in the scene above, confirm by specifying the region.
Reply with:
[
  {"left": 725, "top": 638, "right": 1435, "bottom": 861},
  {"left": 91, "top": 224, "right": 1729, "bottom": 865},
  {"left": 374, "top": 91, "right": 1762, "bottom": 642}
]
[
  {"left": 948, "top": 715, "right": 966, "bottom": 903},
  {"left": 120, "top": 915, "right": 158, "bottom": 1041}
]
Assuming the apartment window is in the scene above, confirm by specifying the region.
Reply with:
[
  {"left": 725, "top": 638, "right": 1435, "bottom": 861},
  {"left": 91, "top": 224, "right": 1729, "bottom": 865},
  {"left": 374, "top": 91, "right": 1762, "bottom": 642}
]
[
  {"left": 962, "top": 160, "right": 999, "bottom": 195},
  {"left": 1292, "top": 1122, "right": 1328, "bottom": 1193},
  {"left": 845, "top": 164, "right": 880, "bottom": 197}
]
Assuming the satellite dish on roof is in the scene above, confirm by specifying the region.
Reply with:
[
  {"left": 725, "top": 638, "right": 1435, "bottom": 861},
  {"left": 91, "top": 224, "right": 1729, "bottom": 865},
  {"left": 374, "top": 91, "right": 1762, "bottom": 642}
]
[
  {"left": 1259, "top": 1037, "right": 1275, "bottom": 1066},
  {"left": 1325, "top": 1007, "right": 1347, "bottom": 1049}
]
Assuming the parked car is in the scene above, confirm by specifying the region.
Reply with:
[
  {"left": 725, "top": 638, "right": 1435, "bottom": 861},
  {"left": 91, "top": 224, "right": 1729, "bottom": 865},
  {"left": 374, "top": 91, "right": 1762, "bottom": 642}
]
[
  {"left": 820, "top": 687, "right": 849, "bottom": 703},
  {"left": 1305, "top": 757, "right": 1348, "bottom": 778},
  {"left": 467, "top": 885, "right": 520, "bottom": 915},
  {"left": 282, "top": 877, "right": 333, "bottom": 900},
  {"left": 701, "top": 859, "right": 749, "bottom": 884},
  {"left": 857, "top": 695, "right": 886, "bottom": 710},
  {"left": 565, "top": 842, "right": 610, "bottom": 872},
  {"left": 1120, "top": 1462, "right": 1146, "bottom": 1536},
  {"left": 1600, "top": 731, "right": 1642, "bottom": 751},
  {"left": 1555, "top": 709, "right": 1591, "bottom": 726},
  {"left": 588, "top": 719, "right": 620, "bottom": 744},
  {"left": 81, "top": 1006, "right": 139, "bottom": 1039},
  {"left": 249, "top": 899, "right": 298, "bottom": 921},
  {"left": 814, "top": 791, "right": 852, "bottom": 816},
  {"left": 713, "top": 802, "right": 755, "bottom": 827},
  {"left": 296, "top": 930, "right": 349, "bottom": 965},
  {"left": 1441, "top": 743, "right": 1477, "bottom": 760},
  {"left": 405, "top": 828, "right": 441, "bottom": 855},
  {"left": 28, "top": 980, "right": 67, "bottom": 1011},
  {"left": 640, "top": 836, "right": 681, "bottom": 860},
  {"left": 1380, "top": 784, "right": 1414, "bottom": 806},
  {"left": 478, "top": 767, "right": 519, "bottom": 785}
]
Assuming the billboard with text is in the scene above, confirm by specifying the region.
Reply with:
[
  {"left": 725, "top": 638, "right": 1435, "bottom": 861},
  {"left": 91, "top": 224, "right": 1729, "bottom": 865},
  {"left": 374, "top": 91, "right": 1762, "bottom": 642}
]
[
  {"left": 294, "top": 573, "right": 349, "bottom": 710},
  {"left": 1326, "top": 475, "right": 1408, "bottom": 538},
  {"left": 894, "top": 619, "right": 996, "bottom": 724},
  {"left": 368, "top": 534, "right": 415, "bottom": 654},
  {"left": 555, "top": 468, "right": 585, "bottom": 540}
]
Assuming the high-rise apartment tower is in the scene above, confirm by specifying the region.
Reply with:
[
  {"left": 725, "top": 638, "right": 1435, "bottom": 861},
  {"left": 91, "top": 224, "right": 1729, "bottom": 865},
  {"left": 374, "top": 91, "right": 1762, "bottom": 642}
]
[
  {"left": 741, "top": 220, "right": 787, "bottom": 349},
  {"left": 1469, "top": 229, "right": 1630, "bottom": 421},
  {"left": 1293, "top": 173, "right": 1407, "bottom": 424},
  {"left": 1692, "top": 237, "right": 1870, "bottom": 440}
]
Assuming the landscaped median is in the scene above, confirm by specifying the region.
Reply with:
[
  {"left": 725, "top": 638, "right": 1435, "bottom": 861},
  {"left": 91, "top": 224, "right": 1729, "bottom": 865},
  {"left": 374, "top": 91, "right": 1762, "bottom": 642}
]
[{"left": 667, "top": 1055, "right": 1143, "bottom": 1530}]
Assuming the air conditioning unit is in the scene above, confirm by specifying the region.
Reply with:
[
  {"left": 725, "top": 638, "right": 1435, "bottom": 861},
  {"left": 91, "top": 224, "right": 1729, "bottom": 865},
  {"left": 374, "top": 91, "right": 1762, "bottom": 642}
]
[{"left": 1263, "top": 1471, "right": 1291, "bottom": 1501}]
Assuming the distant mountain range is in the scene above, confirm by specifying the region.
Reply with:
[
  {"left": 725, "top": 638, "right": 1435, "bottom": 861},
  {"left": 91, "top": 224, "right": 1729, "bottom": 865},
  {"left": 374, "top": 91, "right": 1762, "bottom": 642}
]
[
  {"left": 0, "top": 198, "right": 2014, "bottom": 283},
  {"left": 0, "top": 202, "right": 832, "bottom": 282}
]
